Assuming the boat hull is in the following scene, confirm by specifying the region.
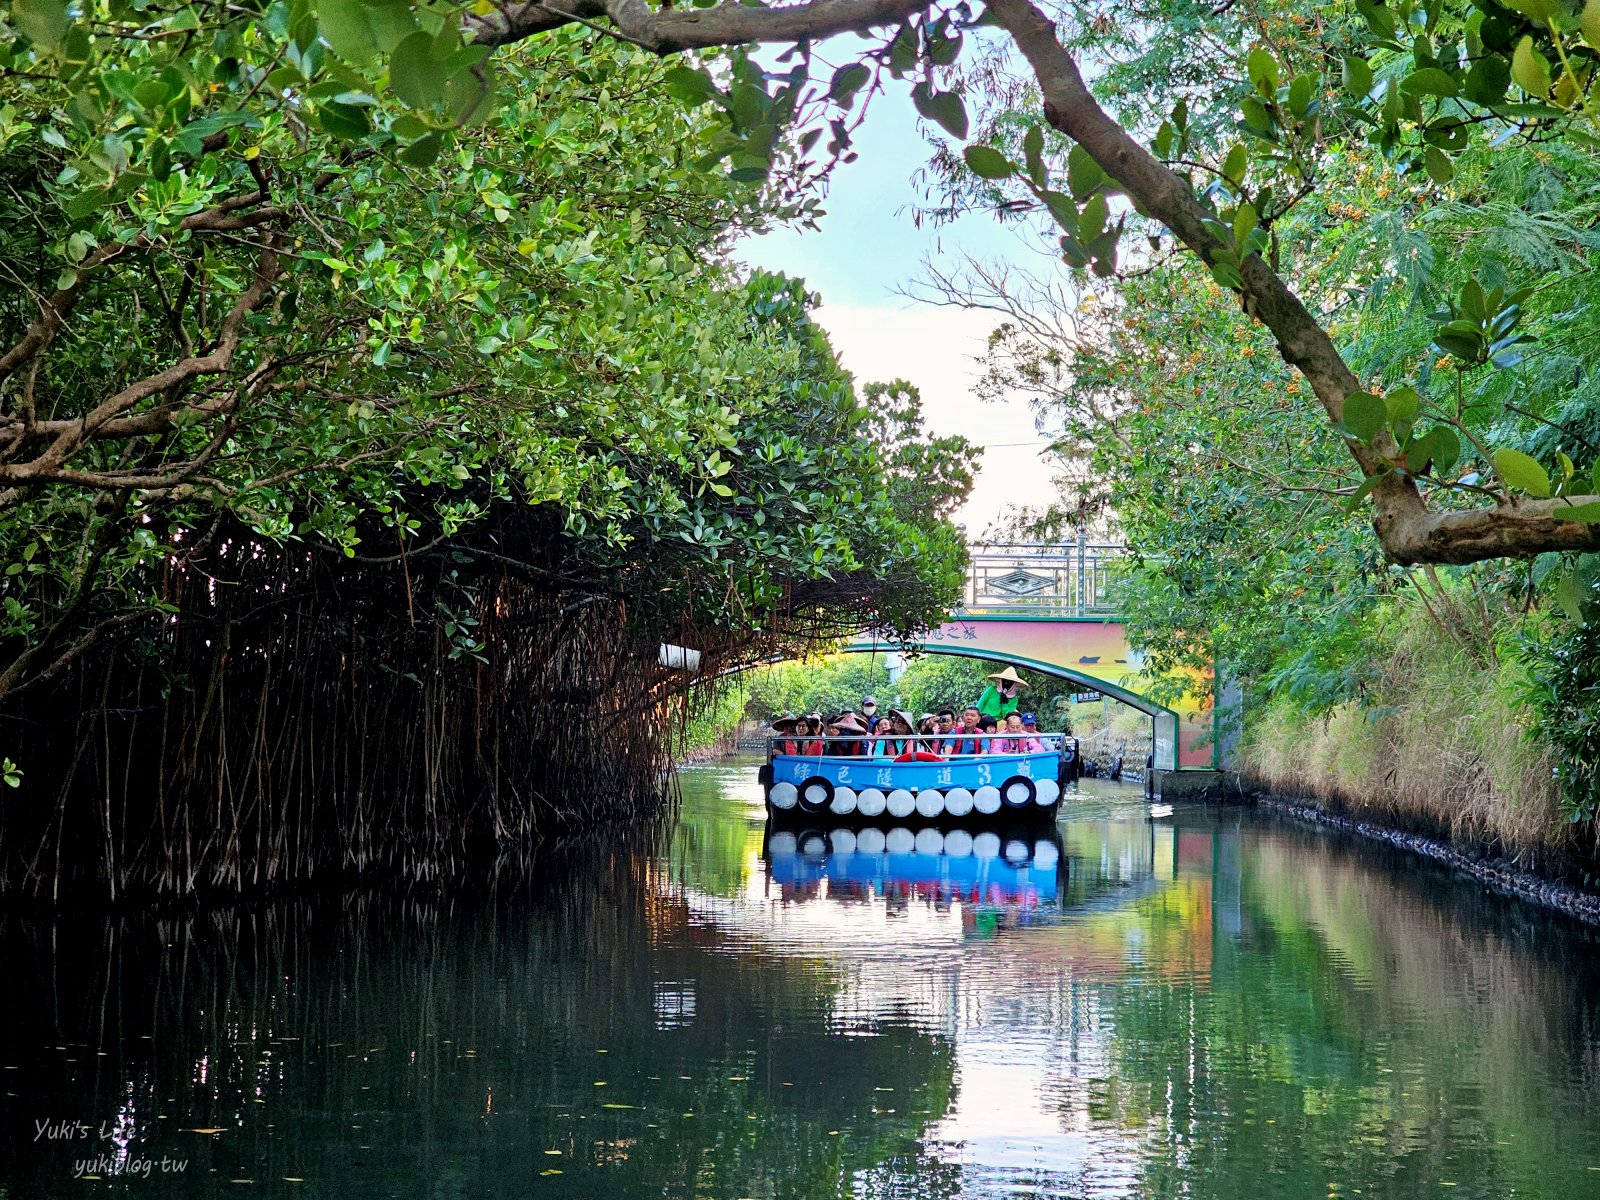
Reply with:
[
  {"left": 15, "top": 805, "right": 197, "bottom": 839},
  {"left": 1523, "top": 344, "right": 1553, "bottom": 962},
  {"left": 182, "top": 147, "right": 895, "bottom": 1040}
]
[{"left": 763, "top": 750, "right": 1065, "bottom": 822}]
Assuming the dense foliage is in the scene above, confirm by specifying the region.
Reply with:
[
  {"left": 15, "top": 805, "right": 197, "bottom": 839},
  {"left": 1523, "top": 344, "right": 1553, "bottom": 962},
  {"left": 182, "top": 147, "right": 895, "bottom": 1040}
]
[
  {"left": 901, "top": 0, "right": 1600, "bottom": 821},
  {"left": 0, "top": 17, "right": 978, "bottom": 730}
]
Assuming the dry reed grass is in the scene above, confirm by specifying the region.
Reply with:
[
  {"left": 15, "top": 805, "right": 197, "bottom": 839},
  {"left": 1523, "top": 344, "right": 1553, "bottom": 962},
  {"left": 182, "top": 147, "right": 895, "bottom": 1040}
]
[{"left": 1240, "top": 593, "right": 1564, "bottom": 866}]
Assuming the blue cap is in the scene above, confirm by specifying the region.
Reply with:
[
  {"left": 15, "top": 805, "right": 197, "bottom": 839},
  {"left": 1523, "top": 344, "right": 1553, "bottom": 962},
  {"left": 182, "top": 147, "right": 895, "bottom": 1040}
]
[{"left": 1021, "top": 712, "right": 1038, "bottom": 724}]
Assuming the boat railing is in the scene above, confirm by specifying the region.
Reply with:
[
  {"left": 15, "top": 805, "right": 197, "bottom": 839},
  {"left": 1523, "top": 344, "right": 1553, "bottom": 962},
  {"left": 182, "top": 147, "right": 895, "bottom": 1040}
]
[{"left": 765, "top": 732, "right": 1075, "bottom": 764}]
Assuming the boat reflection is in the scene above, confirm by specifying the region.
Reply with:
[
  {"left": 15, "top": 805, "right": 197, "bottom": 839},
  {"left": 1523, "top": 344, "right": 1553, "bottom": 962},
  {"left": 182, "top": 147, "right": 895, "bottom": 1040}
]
[{"left": 763, "top": 822, "right": 1065, "bottom": 917}]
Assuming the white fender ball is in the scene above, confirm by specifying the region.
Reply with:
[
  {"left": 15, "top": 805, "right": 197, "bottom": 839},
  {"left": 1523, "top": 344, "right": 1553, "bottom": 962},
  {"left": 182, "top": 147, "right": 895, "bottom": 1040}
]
[
  {"left": 856, "top": 827, "right": 887, "bottom": 854},
  {"left": 830, "top": 829, "right": 857, "bottom": 855},
  {"left": 1003, "top": 838, "right": 1029, "bottom": 865},
  {"left": 1032, "top": 839, "right": 1059, "bottom": 867},
  {"left": 857, "top": 788, "right": 887, "bottom": 817},
  {"left": 915, "top": 789, "right": 945, "bottom": 819},
  {"left": 830, "top": 787, "right": 858, "bottom": 815},
  {"left": 885, "top": 827, "right": 916, "bottom": 854},
  {"left": 973, "top": 831, "right": 1002, "bottom": 859},
  {"left": 768, "top": 831, "right": 798, "bottom": 857},
  {"left": 914, "top": 828, "right": 945, "bottom": 855},
  {"left": 769, "top": 781, "right": 798, "bottom": 809},
  {"left": 974, "top": 785, "right": 1002, "bottom": 815},
  {"left": 886, "top": 788, "right": 916, "bottom": 819},
  {"left": 1035, "top": 778, "right": 1061, "bottom": 805},
  {"left": 943, "top": 787, "right": 974, "bottom": 817}
]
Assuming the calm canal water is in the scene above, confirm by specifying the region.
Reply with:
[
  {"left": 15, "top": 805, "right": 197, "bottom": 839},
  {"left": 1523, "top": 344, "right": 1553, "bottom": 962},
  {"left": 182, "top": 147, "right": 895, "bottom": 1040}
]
[{"left": 6, "top": 758, "right": 1600, "bottom": 1198}]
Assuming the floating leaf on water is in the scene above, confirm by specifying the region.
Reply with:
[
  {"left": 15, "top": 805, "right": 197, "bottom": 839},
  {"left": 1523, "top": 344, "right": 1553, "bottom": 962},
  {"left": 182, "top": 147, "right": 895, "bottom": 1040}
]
[
  {"left": 544, "top": 1150, "right": 562, "bottom": 1156},
  {"left": 601, "top": 1103, "right": 636, "bottom": 1110},
  {"left": 540, "top": 1169, "right": 563, "bottom": 1176},
  {"left": 190, "top": 1128, "right": 228, "bottom": 1135}
]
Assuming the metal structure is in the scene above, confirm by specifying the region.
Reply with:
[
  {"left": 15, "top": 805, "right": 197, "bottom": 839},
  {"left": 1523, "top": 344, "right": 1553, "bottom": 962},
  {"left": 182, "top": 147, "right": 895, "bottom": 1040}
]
[
  {"left": 833, "top": 540, "right": 1218, "bottom": 771},
  {"left": 961, "top": 539, "right": 1126, "bottom": 618}
]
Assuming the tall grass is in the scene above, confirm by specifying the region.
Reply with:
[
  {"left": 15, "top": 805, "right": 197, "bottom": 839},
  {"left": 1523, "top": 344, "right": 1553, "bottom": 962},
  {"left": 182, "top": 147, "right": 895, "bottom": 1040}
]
[{"left": 1240, "top": 594, "right": 1565, "bottom": 866}]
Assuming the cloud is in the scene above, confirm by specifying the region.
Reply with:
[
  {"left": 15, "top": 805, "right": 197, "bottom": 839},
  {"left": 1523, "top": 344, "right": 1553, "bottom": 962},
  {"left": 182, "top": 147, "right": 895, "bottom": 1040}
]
[{"left": 810, "top": 301, "right": 1062, "bottom": 534}]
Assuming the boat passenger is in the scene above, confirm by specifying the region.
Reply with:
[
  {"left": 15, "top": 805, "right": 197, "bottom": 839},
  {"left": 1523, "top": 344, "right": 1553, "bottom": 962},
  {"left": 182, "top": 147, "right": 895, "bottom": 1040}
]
[
  {"left": 856, "top": 694, "right": 879, "bottom": 730},
  {"left": 977, "top": 666, "right": 1028, "bottom": 722},
  {"left": 935, "top": 709, "right": 957, "bottom": 752},
  {"left": 995, "top": 712, "right": 1043, "bottom": 753},
  {"left": 949, "top": 706, "right": 984, "bottom": 756},
  {"left": 896, "top": 714, "right": 947, "bottom": 762},
  {"left": 866, "top": 715, "right": 905, "bottom": 758},
  {"left": 782, "top": 717, "right": 824, "bottom": 757},
  {"left": 824, "top": 713, "right": 867, "bottom": 755},
  {"left": 976, "top": 714, "right": 1000, "bottom": 754},
  {"left": 1020, "top": 711, "right": 1052, "bottom": 751}
]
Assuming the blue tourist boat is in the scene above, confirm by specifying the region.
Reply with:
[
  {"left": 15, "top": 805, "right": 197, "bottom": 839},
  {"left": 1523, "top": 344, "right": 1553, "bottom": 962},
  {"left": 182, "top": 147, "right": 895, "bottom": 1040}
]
[
  {"left": 761, "top": 733, "right": 1070, "bottom": 823},
  {"left": 765, "top": 825, "right": 1064, "bottom": 914}
]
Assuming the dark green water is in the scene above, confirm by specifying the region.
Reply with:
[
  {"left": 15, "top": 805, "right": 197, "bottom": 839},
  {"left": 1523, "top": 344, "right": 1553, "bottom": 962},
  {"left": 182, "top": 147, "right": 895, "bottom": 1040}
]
[{"left": 6, "top": 759, "right": 1600, "bottom": 1199}]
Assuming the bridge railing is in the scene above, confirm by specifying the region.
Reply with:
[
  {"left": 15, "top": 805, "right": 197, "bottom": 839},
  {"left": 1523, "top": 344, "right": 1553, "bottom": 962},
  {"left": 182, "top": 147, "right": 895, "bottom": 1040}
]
[{"left": 962, "top": 539, "right": 1126, "bottom": 617}]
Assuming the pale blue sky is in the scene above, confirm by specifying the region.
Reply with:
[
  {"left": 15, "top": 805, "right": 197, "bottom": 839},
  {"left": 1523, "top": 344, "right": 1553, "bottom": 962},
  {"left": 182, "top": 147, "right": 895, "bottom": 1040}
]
[{"left": 736, "top": 73, "right": 1066, "bottom": 533}]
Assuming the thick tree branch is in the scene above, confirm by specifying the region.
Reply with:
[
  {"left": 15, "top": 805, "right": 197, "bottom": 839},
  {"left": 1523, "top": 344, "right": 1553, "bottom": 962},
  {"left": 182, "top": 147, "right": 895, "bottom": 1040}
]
[
  {"left": 0, "top": 231, "right": 283, "bottom": 499},
  {"left": 468, "top": 0, "right": 928, "bottom": 50},
  {"left": 984, "top": 0, "right": 1600, "bottom": 565},
  {"left": 0, "top": 195, "right": 281, "bottom": 390}
]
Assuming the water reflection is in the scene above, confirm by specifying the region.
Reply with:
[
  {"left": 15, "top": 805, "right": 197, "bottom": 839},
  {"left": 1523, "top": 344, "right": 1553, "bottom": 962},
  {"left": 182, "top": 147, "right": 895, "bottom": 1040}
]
[{"left": 3, "top": 760, "right": 1600, "bottom": 1198}]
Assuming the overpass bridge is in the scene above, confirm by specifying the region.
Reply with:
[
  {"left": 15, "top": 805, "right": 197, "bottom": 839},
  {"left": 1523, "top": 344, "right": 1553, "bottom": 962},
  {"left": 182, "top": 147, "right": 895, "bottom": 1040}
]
[{"left": 841, "top": 540, "right": 1217, "bottom": 771}]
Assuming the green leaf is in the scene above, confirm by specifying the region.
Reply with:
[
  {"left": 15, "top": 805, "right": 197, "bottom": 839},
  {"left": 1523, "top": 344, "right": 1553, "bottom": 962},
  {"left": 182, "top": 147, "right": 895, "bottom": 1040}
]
[
  {"left": 1023, "top": 123, "right": 1044, "bottom": 182},
  {"left": 663, "top": 66, "right": 717, "bottom": 105},
  {"left": 1463, "top": 55, "right": 1510, "bottom": 106},
  {"left": 318, "top": 101, "right": 372, "bottom": 140},
  {"left": 1584, "top": 0, "right": 1600, "bottom": 49},
  {"left": 1493, "top": 448, "right": 1552, "bottom": 498},
  {"left": 1354, "top": 0, "right": 1397, "bottom": 39},
  {"left": 317, "top": 0, "right": 376, "bottom": 64},
  {"left": 1384, "top": 385, "right": 1421, "bottom": 433},
  {"left": 1079, "top": 192, "right": 1108, "bottom": 241},
  {"left": 1066, "top": 144, "right": 1104, "bottom": 198},
  {"left": 1512, "top": 36, "right": 1552, "bottom": 97},
  {"left": 914, "top": 88, "right": 968, "bottom": 140},
  {"left": 1502, "top": 0, "right": 1560, "bottom": 20},
  {"left": 1401, "top": 68, "right": 1459, "bottom": 97},
  {"left": 1343, "top": 471, "right": 1386, "bottom": 513},
  {"left": 390, "top": 30, "right": 445, "bottom": 109},
  {"left": 1232, "top": 202, "right": 1257, "bottom": 247},
  {"left": 1423, "top": 145, "right": 1454, "bottom": 184},
  {"left": 1246, "top": 47, "right": 1279, "bottom": 94},
  {"left": 1343, "top": 56, "right": 1374, "bottom": 97},
  {"left": 827, "top": 63, "right": 870, "bottom": 105},
  {"left": 1405, "top": 425, "right": 1459, "bottom": 474},
  {"left": 1557, "top": 501, "right": 1600, "bottom": 521},
  {"left": 1342, "top": 390, "right": 1387, "bottom": 442},
  {"left": 1554, "top": 568, "right": 1587, "bottom": 621},
  {"left": 1433, "top": 330, "right": 1484, "bottom": 362},
  {"left": 398, "top": 130, "right": 441, "bottom": 166},
  {"left": 1287, "top": 73, "right": 1316, "bottom": 117},
  {"left": 964, "top": 145, "right": 1016, "bottom": 179},
  {"left": 1221, "top": 142, "right": 1247, "bottom": 185},
  {"left": 12, "top": 0, "right": 69, "bottom": 48}
]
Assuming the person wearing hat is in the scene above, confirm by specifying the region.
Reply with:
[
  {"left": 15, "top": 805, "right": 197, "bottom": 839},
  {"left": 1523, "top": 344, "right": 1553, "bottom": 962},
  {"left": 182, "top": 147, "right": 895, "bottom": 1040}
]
[
  {"left": 856, "top": 695, "right": 879, "bottom": 729},
  {"left": 1020, "top": 710, "right": 1056, "bottom": 752},
  {"left": 977, "top": 666, "right": 1028, "bottom": 722},
  {"left": 824, "top": 712, "right": 867, "bottom": 756}
]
